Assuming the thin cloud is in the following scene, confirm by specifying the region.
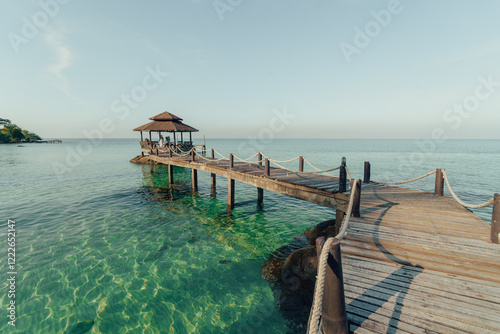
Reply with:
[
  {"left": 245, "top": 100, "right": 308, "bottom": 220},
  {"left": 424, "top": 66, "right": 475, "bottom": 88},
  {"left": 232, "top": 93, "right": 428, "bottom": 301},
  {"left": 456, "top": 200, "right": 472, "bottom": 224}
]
[{"left": 45, "top": 31, "right": 72, "bottom": 90}]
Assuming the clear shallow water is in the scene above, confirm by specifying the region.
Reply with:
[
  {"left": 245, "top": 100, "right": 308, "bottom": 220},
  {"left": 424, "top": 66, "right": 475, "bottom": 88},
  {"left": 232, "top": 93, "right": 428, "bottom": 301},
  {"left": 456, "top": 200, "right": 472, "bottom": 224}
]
[{"left": 0, "top": 138, "right": 498, "bottom": 333}]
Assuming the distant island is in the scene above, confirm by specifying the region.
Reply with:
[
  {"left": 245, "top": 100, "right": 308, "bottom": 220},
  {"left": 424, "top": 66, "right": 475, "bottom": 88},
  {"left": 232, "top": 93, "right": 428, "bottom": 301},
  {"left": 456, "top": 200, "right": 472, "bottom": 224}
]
[{"left": 0, "top": 118, "right": 42, "bottom": 143}]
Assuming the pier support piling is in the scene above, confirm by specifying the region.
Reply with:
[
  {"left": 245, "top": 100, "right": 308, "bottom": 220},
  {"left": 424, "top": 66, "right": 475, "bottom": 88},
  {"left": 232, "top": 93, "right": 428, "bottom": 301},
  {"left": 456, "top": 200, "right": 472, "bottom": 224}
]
[
  {"left": 299, "top": 156, "right": 304, "bottom": 172},
  {"left": 435, "top": 169, "right": 444, "bottom": 196},
  {"left": 150, "top": 160, "right": 154, "bottom": 174},
  {"left": 265, "top": 158, "right": 270, "bottom": 177},
  {"left": 257, "top": 187, "right": 264, "bottom": 207},
  {"left": 211, "top": 173, "right": 216, "bottom": 193},
  {"left": 339, "top": 157, "right": 347, "bottom": 193},
  {"left": 309, "top": 237, "right": 348, "bottom": 334},
  {"left": 227, "top": 178, "right": 235, "bottom": 212},
  {"left": 168, "top": 164, "right": 174, "bottom": 185},
  {"left": 191, "top": 169, "right": 198, "bottom": 192},
  {"left": 363, "top": 161, "right": 371, "bottom": 183},
  {"left": 491, "top": 193, "right": 500, "bottom": 244}
]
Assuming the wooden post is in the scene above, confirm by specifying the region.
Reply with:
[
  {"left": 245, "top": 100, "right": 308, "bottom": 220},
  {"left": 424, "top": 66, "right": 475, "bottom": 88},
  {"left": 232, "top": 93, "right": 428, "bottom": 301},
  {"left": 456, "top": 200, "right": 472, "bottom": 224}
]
[
  {"left": 211, "top": 173, "right": 216, "bottom": 193},
  {"left": 191, "top": 150, "right": 195, "bottom": 162},
  {"left": 211, "top": 149, "right": 215, "bottom": 159},
  {"left": 169, "top": 148, "right": 172, "bottom": 158},
  {"left": 168, "top": 164, "right": 174, "bottom": 185},
  {"left": 229, "top": 154, "right": 234, "bottom": 169},
  {"left": 264, "top": 158, "right": 270, "bottom": 177},
  {"left": 191, "top": 169, "right": 198, "bottom": 192},
  {"left": 150, "top": 160, "right": 154, "bottom": 174},
  {"left": 309, "top": 237, "right": 348, "bottom": 334},
  {"left": 227, "top": 178, "right": 235, "bottom": 212},
  {"left": 258, "top": 152, "right": 263, "bottom": 167},
  {"left": 363, "top": 161, "right": 371, "bottom": 183},
  {"left": 435, "top": 169, "right": 444, "bottom": 196},
  {"left": 299, "top": 156, "right": 304, "bottom": 172},
  {"left": 257, "top": 188, "right": 263, "bottom": 207},
  {"left": 339, "top": 157, "right": 347, "bottom": 193},
  {"left": 491, "top": 193, "right": 500, "bottom": 244},
  {"left": 352, "top": 179, "right": 361, "bottom": 218}
]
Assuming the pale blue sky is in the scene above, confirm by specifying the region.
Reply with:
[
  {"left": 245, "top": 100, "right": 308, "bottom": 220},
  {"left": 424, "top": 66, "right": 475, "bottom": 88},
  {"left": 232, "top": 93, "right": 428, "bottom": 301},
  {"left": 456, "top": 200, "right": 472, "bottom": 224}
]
[{"left": 1, "top": 0, "right": 500, "bottom": 139}]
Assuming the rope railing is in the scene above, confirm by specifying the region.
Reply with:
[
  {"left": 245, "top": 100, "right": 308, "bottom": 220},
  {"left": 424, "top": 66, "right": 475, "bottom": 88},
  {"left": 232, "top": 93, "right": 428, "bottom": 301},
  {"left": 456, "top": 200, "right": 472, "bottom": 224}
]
[
  {"left": 308, "top": 179, "right": 360, "bottom": 334},
  {"left": 442, "top": 170, "right": 494, "bottom": 209},
  {"left": 373, "top": 169, "right": 437, "bottom": 185}
]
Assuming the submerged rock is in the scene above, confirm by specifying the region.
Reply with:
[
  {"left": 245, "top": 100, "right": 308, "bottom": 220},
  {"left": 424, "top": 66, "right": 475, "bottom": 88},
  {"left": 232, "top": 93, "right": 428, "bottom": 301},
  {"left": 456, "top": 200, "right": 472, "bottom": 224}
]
[{"left": 261, "top": 218, "right": 341, "bottom": 333}]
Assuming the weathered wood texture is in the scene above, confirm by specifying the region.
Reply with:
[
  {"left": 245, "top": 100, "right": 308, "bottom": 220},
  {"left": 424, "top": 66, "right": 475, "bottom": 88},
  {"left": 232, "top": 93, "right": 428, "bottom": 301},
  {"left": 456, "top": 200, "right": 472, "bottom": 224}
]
[
  {"left": 149, "top": 154, "right": 350, "bottom": 211},
  {"left": 342, "top": 183, "right": 500, "bottom": 333}
]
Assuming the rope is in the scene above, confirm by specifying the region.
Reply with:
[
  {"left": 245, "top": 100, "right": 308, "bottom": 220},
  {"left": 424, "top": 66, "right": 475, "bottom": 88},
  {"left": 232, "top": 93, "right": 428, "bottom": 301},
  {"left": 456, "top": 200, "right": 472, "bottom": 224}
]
[
  {"left": 308, "top": 179, "right": 359, "bottom": 334},
  {"left": 269, "top": 156, "right": 301, "bottom": 163},
  {"left": 442, "top": 170, "right": 494, "bottom": 209},
  {"left": 269, "top": 160, "right": 296, "bottom": 172},
  {"left": 232, "top": 152, "right": 260, "bottom": 163},
  {"left": 373, "top": 169, "right": 437, "bottom": 185},
  {"left": 303, "top": 158, "right": 338, "bottom": 176}
]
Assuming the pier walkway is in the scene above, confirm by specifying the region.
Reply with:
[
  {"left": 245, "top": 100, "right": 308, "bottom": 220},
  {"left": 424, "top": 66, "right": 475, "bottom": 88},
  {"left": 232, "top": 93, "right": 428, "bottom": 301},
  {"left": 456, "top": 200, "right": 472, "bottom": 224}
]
[{"left": 138, "top": 147, "right": 500, "bottom": 334}]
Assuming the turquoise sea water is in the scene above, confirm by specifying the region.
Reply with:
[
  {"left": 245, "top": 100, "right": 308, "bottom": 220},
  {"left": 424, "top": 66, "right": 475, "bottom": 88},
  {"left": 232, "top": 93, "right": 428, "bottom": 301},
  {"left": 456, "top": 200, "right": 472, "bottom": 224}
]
[{"left": 0, "top": 138, "right": 499, "bottom": 333}]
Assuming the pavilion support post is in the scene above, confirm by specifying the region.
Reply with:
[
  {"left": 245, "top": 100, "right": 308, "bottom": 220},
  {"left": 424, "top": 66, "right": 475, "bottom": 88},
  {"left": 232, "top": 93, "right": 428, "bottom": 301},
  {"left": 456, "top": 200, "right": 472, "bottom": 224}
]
[
  {"left": 211, "top": 149, "right": 215, "bottom": 159},
  {"left": 189, "top": 132, "right": 192, "bottom": 144},
  {"left": 339, "top": 157, "right": 347, "bottom": 193},
  {"left": 363, "top": 162, "right": 371, "bottom": 183},
  {"left": 229, "top": 154, "right": 234, "bottom": 169},
  {"left": 168, "top": 164, "right": 174, "bottom": 185},
  {"left": 227, "top": 178, "right": 235, "bottom": 212},
  {"left": 308, "top": 237, "right": 348, "bottom": 334},
  {"left": 491, "top": 193, "right": 500, "bottom": 244},
  {"left": 265, "top": 158, "right": 270, "bottom": 177},
  {"left": 181, "top": 132, "right": 183, "bottom": 143},
  {"left": 149, "top": 131, "right": 152, "bottom": 142},
  {"left": 257, "top": 188, "right": 264, "bottom": 207},
  {"left": 211, "top": 173, "right": 216, "bottom": 193},
  {"left": 140, "top": 131, "right": 143, "bottom": 141},
  {"left": 352, "top": 179, "right": 361, "bottom": 218},
  {"left": 434, "top": 169, "right": 444, "bottom": 196},
  {"left": 191, "top": 169, "right": 198, "bottom": 192},
  {"left": 258, "top": 153, "right": 263, "bottom": 167},
  {"left": 299, "top": 156, "right": 304, "bottom": 172}
]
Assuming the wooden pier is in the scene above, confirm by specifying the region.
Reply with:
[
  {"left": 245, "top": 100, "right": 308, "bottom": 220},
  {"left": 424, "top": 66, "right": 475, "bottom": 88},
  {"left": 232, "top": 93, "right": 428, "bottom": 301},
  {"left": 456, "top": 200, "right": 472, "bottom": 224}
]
[{"left": 134, "top": 148, "right": 500, "bottom": 334}]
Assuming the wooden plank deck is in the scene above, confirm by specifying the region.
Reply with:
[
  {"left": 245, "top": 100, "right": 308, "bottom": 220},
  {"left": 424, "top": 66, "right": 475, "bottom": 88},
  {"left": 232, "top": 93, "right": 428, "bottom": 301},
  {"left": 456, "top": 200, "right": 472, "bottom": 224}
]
[
  {"left": 143, "top": 152, "right": 500, "bottom": 333},
  {"left": 343, "top": 183, "right": 500, "bottom": 334}
]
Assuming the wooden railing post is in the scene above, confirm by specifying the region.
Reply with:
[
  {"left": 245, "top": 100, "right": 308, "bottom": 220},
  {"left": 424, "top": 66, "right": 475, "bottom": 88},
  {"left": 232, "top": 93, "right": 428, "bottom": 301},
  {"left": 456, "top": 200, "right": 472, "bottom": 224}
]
[
  {"left": 191, "top": 150, "right": 195, "bottom": 162},
  {"left": 309, "top": 237, "right": 348, "bottom": 334},
  {"left": 352, "top": 179, "right": 361, "bottom": 218},
  {"left": 435, "top": 169, "right": 444, "bottom": 196},
  {"left": 258, "top": 152, "right": 263, "bottom": 167},
  {"left": 363, "top": 161, "right": 371, "bottom": 183},
  {"left": 299, "top": 156, "right": 304, "bottom": 172},
  {"left": 229, "top": 154, "right": 234, "bottom": 169},
  {"left": 491, "top": 194, "right": 500, "bottom": 244},
  {"left": 339, "top": 157, "right": 347, "bottom": 193},
  {"left": 211, "top": 148, "right": 214, "bottom": 159},
  {"left": 168, "top": 149, "right": 172, "bottom": 158},
  {"left": 264, "top": 158, "right": 270, "bottom": 177}
]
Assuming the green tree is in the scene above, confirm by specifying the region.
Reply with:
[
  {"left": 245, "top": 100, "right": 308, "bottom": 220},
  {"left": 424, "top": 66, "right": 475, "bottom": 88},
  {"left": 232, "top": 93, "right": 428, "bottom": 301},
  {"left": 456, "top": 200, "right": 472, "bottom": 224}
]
[
  {"left": 1, "top": 124, "right": 24, "bottom": 142},
  {"left": 0, "top": 131, "right": 8, "bottom": 143},
  {"left": 22, "top": 129, "right": 42, "bottom": 142}
]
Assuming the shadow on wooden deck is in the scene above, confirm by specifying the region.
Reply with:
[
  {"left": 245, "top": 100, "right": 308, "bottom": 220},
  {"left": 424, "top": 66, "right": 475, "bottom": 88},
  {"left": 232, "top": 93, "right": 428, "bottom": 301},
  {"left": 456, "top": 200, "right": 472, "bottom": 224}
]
[{"left": 348, "top": 188, "right": 424, "bottom": 332}]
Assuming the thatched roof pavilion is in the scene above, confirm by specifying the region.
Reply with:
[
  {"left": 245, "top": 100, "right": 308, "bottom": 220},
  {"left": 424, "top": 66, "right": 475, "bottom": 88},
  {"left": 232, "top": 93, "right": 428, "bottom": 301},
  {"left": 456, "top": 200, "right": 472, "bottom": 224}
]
[{"left": 133, "top": 111, "right": 198, "bottom": 145}]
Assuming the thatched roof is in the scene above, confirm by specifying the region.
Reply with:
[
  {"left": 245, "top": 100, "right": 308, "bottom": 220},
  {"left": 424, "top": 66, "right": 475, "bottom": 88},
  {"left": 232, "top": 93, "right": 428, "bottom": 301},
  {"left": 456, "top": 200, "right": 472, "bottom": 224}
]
[
  {"left": 149, "top": 111, "right": 183, "bottom": 121},
  {"left": 133, "top": 120, "right": 198, "bottom": 132}
]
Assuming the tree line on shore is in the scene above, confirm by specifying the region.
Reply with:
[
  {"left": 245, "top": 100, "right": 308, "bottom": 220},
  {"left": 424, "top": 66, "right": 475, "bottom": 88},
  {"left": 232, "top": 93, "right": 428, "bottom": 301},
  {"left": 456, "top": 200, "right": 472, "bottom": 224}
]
[{"left": 0, "top": 118, "right": 42, "bottom": 143}]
